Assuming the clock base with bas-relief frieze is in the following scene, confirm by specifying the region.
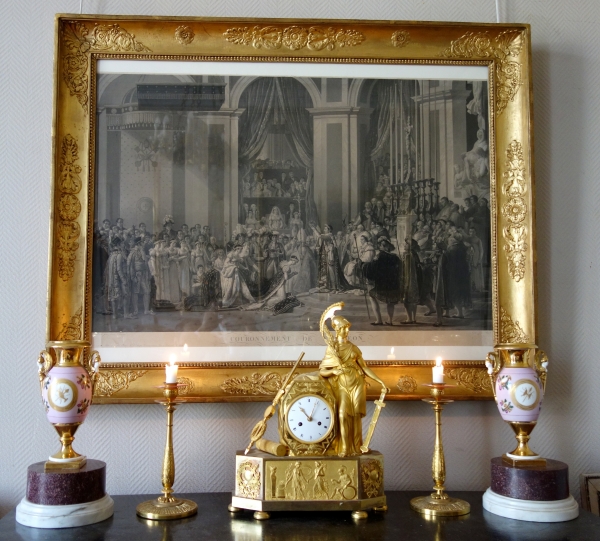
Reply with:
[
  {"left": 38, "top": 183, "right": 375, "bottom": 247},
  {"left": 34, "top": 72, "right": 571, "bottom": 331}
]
[{"left": 230, "top": 450, "right": 386, "bottom": 520}]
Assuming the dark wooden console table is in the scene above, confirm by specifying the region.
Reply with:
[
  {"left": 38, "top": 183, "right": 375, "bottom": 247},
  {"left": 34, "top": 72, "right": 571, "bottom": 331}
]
[{"left": 2, "top": 491, "right": 599, "bottom": 540}]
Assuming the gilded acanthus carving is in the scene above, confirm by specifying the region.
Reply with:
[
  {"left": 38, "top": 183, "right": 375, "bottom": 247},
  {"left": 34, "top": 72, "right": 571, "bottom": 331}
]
[
  {"left": 175, "top": 25, "right": 195, "bottom": 45},
  {"left": 499, "top": 307, "right": 529, "bottom": 344},
  {"left": 441, "top": 29, "right": 524, "bottom": 115},
  {"left": 446, "top": 368, "right": 490, "bottom": 394},
  {"left": 61, "top": 21, "right": 151, "bottom": 111},
  {"left": 57, "top": 307, "right": 83, "bottom": 340},
  {"left": 57, "top": 221, "right": 80, "bottom": 280},
  {"left": 58, "top": 193, "right": 82, "bottom": 222},
  {"left": 57, "top": 135, "right": 82, "bottom": 281},
  {"left": 176, "top": 377, "right": 194, "bottom": 395},
  {"left": 391, "top": 30, "right": 410, "bottom": 48},
  {"left": 221, "top": 372, "right": 283, "bottom": 395},
  {"left": 236, "top": 461, "right": 261, "bottom": 499},
  {"left": 501, "top": 141, "right": 528, "bottom": 281},
  {"left": 224, "top": 25, "right": 365, "bottom": 51},
  {"left": 93, "top": 370, "right": 148, "bottom": 397},
  {"left": 59, "top": 134, "right": 82, "bottom": 194},
  {"left": 361, "top": 460, "right": 384, "bottom": 498},
  {"left": 396, "top": 375, "right": 418, "bottom": 393}
]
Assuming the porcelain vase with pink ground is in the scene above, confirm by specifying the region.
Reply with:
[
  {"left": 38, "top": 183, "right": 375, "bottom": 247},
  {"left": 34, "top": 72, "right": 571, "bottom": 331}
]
[
  {"left": 486, "top": 345, "right": 548, "bottom": 459},
  {"left": 38, "top": 340, "right": 100, "bottom": 463}
]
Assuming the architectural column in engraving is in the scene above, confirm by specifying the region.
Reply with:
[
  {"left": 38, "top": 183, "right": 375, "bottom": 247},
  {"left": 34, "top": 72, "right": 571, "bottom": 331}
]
[
  {"left": 413, "top": 81, "right": 471, "bottom": 199},
  {"left": 310, "top": 106, "right": 367, "bottom": 231},
  {"left": 187, "top": 109, "right": 242, "bottom": 242}
]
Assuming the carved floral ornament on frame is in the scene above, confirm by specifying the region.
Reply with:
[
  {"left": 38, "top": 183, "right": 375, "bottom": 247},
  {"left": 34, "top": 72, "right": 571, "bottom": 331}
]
[{"left": 48, "top": 17, "right": 537, "bottom": 402}]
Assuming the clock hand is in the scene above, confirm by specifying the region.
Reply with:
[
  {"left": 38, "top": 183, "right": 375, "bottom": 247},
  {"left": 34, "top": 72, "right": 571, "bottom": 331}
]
[
  {"left": 308, "top": 401, "right": 318, "bottom": 421},
  {"left": 298, "top": 407, "right": 311, "bottom": 420}
]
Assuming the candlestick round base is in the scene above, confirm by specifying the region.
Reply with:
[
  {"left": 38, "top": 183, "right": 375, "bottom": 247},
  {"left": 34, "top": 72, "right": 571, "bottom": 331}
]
[
  {"left": 136, "top": 497, "right": 198, "bottom": 520},
  {"left": 410, "top": 494, "right": 470, "bottom": 517}
]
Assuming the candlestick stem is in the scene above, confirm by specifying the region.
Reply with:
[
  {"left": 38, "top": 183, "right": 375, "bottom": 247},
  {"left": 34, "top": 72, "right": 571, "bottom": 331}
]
[
  {"left": 136, "top": 383, "right": 197, "bottom": 520},
  {"left": 432, "top": 400, "right": 446, "bottom": 499},
  {"left": 160, "top": 395, "right": 176, "bottom": 503},
  {"left": 410, "top": 383, "right": 470, "bottom": 517}
]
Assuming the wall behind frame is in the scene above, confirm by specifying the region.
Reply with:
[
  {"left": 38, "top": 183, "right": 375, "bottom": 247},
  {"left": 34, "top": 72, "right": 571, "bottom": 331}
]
[{"left": 1, "top": 0, "right": 599, "bottom": 518}]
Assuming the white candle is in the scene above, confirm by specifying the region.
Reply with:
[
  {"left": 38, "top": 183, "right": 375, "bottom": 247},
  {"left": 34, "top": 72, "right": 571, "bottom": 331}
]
[
  {"left": 181, "top": 343, "right": 190, "bottom": 361},
  {"left": 387, "top": 347, "right": 396, "bottom": 360},
  {"left": 165, "top": 354, "right": 178, "bottom": 383},
  {"left": 432, "top": 357, "right": 444, "bottom": 383}
]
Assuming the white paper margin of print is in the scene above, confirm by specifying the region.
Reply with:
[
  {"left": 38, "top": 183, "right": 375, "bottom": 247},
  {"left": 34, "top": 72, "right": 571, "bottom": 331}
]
[
  {"left": 97, "top": 60, "right": 488, "bottom": 81},
  {"left": 93, "top": 60, "right": 491, "bottom": 364},
  {"left": 94, "top": 344, "right": 492, "bottom": 363}
]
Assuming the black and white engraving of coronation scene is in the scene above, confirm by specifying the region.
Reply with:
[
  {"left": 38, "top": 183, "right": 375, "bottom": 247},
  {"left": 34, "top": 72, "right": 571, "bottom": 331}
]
[{"left": 92, "top": 74, "right": 491, "bottom": 333}]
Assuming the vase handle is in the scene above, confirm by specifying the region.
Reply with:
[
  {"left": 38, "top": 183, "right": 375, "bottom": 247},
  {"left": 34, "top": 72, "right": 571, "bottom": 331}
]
[
  {"left": 534, "top": 349, "right": 549, "bottom": 393},
  {"left": 485, "top": 351, "right": 502, "bottom": 399},
  {"left": 37, "top": 350, "right": 53, "bottom": 393},
  {"left": 87, "top": 350, "right": 102, "bottom": 396}
]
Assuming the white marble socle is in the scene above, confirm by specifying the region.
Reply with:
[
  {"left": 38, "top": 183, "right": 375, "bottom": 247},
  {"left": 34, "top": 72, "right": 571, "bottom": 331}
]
[
  {"left": 482, "top": 488, "right": 579, "bottom": 522},
  {"left": 504, "top": 452, "right": 541, "bottom": 461},
  {"left": 47, "top": 455, "right": 87, "bottom": 464},
  {"left": 15, "top": 493, "right": 114, "bottom": 528}
]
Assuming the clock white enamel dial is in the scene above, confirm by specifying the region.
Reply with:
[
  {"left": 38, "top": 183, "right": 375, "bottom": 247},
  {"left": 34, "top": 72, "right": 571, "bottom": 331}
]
[
  {"left": 286, "top": 395, "right": 334, "bottom": 444},
  {"left": 510, "top": 379, "right": 540, "bottom": 410}
]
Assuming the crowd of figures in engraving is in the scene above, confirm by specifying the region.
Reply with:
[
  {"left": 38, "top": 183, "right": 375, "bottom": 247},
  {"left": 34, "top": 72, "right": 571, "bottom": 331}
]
[{"left": 93, "top": 182, "right": 490, "bottom": 327}]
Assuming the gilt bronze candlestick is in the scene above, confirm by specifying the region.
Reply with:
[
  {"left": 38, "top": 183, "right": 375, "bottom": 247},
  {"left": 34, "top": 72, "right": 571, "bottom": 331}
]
[
  {"left": 410, "top": 383, "right": 470, "bottom": 517},
  {"left": 136, "top": 383, "right": 197, "bottom": 520}
]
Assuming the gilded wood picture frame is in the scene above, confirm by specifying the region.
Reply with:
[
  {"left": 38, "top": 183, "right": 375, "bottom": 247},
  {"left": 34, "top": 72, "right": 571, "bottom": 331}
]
[{"left": 48, "top": 15, "right": 536, "bottom": 403}]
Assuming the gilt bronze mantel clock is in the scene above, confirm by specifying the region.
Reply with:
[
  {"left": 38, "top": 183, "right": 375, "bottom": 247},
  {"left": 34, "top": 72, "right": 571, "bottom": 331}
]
[{"left": 230, "top": 303, "right": 389, "bottom": 520}]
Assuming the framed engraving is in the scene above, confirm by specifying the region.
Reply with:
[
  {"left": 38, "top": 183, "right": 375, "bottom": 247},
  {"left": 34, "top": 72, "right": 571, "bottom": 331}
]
[{"left": 48, "top": 16, "right": 536, "bottom": 402}]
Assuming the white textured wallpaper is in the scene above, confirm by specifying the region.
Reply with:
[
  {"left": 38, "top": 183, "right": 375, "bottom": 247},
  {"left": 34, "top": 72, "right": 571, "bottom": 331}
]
[{"left": 1, "top": 0, "right": 599, "bottom": 519}]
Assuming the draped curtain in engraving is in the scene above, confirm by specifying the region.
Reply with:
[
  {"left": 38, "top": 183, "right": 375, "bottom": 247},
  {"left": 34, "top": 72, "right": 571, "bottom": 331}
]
[
  {"left": 363, "top": 80, "right": 416, "bottom": 192},
  {"left": 238, "top": 77, "right": 318, "bottom": 226},
  {"left": 238, "top": 78, "right": 277, "bottom": 165}
]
